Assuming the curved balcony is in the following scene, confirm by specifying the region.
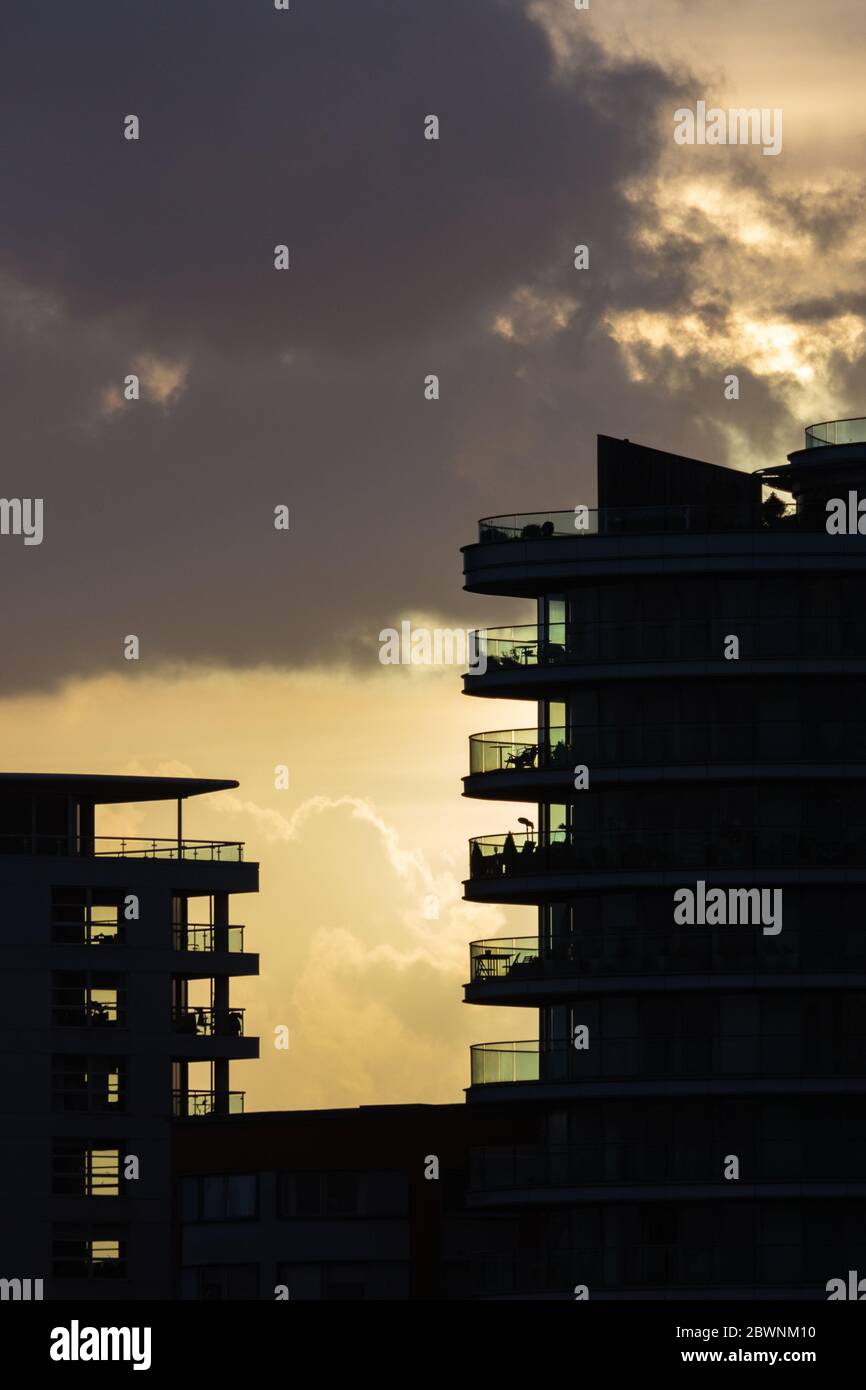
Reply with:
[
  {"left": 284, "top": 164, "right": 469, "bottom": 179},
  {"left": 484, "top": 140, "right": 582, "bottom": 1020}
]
[
  {"left": 466, "top": 721, "right": 866, "bottom": 792},
  {"left": 468, "top": 827, "right": 866, "bottom": 890},
  {"left": 805, "top": 417, "right": 866, "bottom": 449},
  {"left": 467, "top": 928, "right": 866, "bottom": 999},
  {"left": 468, "top": 618, "right": 866, "bottom": 684},
  {"left": 477, "top": 501, "right": 797, "bottom": 543},
  {"left": 470, "top": 1036, "right": 866, "bottom": 1087}
]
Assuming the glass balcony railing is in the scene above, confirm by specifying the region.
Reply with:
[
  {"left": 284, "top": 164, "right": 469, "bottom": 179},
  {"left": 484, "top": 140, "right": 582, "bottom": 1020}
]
[
  {"left": 470, "top": 937, "right": 540, "bottom": 980},
  {"left": 94, "top": 837, "right": 243, "bottom": 861},
  {"left": 0, "top": 835, "right": 244, "bottom": 860},
  {"left": 172, "top": 924, "right": 246, "bottom": 952},
  {"left": 469, "top": 827, "right": 866, "bottom": 877},
  {"left": 470, "top": 1140, "right": 866, "bottom": 1190},
  {"left": 469, "top": 927, "right": 866, "bottom": 981},
  {"left": 469, "top": 728, "right": 570, "bottom": 774},
  {"left": 471, "top": 1039, "right": 540, "bottom": 1084},
  {"left": 477, "top": 501, "right": 797, "bottom": 542},
  {"left": 172, "top": 1006, "right": 245, "bottom": 1038},
  {"left": 469, "top": 722, "right": 866, "bottom": 773},
  {"left": 172, "top": 1090, "right": 245, "bottom": 1117},
  {"left": 470, "top": 618, "right": 866, "bottom": 671},
  {"left": 470, "top": 1036, "right": 866, "bottom": 1086},
  {"left": 805, "top": 417, "right": 866, "bottom": 448}
]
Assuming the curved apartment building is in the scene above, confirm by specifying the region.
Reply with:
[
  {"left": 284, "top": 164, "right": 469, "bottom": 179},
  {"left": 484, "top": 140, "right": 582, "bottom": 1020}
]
[{"left": 460, "top": 425, "right": 866, "bottom": 1299}]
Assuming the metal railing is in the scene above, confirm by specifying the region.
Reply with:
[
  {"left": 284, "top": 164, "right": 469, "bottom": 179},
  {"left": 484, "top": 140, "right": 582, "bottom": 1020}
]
[
  {"left": 95, "top": 837, "right": 243, "bottom": 861},
  {"left": 173, "top": 924, "right": 245, "bottom": 952},
  {"left": 469, "top": 827, "right": 866, "bottom": 876},
  {"left": 172, "top": 1006, "right": 245, "bottom": 1038},
  {"left": 470, "top": 1036, "right": 866, "bottom": 1085},
  {"left": 172, "top": 1090, "right": 245, "bottom": 1117},
  {"left": 0, "top": 834, "right": 243, "bottom": 860}
]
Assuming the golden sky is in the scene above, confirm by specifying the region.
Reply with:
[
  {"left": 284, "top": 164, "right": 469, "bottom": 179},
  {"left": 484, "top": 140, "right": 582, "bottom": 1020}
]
[{"left": 0, "top": 665, "right": 533, "bottom": 1110}]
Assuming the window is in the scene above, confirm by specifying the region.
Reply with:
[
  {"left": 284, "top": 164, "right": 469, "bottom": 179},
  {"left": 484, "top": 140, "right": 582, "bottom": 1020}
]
[
  {"left": 51, "top": 886, "right": 126, "bottom": 946},
  {"left": 179, "top": 1174, "right": 258, "bottom": 1221},
  {"left": 52, "top": 972, "right": 124, "bottom": 1027},
  {"left": 277, "top": 1171, "right": 408, "bottom": 1219},
  {"left": 51, "top": 1055, "right": 124, "bottom": 1112},
  {"left": 180, "top": 1265, "right": 258, "bottom": 1300},
  {"left": 52, "top": 1225, "right": 126, "bottom": 1279},
  {"left": 52, "top": 1141, "right": 122, "bottom": 1197}
]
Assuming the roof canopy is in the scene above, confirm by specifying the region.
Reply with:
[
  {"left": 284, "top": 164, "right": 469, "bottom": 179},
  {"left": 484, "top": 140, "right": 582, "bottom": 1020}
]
[{"left": 0, "top": 773, "right": 237, "bottom": 805}]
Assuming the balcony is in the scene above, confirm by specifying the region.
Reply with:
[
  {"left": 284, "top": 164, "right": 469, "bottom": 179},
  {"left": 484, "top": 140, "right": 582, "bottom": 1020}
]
[
  {"left": 469, "top": 618, "right": 866, "bottom": 677},
  {"left": 468, "top": 826, "right": 866, "bottom": 884},
  {"left": 468, "top": 721, "right": 866, "bottom": 782},
  {"left": 477, "top": 501, "right": 797, "bottom": 543},
  {"left": 0, "top": 834, "right": 243, "bottom": 860},
  {"left": 469, "top": 728, "right": 572, "bottom": 775},
  {"left": 805, "top": 417, "right": 866, "bottom": 448},
  {"left": 173, "top": 923, "right": 246, "bottom": 952},
  {"left": 172, "top": 1089, "right": 245, "bottom": 1117},
  {"left": 468, "top": 927, "right": 866, "bottom": 989},
  {"left": 172, "top": 1006, "right": 245, "bottom": 1038},
  {"left": 470, "top": 1036, "right": 866, "bottom": 1087},
  {"left": 470, "top": 937, "right": 540, "bottom": 980}
]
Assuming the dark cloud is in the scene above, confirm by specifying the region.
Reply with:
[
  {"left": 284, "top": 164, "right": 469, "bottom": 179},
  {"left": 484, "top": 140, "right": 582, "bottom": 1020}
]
[
  {"left": 0, "top": 0, "right": 674, "bottom": 359},
  {"left": 3, "top": 0, "right": 779, "bottom": 696}
]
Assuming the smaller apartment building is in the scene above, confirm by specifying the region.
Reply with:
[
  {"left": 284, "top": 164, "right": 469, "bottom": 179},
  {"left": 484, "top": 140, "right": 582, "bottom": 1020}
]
[{"left": 173, "top": 1102, "right": 537, "bottom": 1299}]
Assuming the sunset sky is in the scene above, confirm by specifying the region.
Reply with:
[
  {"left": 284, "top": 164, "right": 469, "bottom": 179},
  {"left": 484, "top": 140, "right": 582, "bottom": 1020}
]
[{"left": 2, "top": 0, "right": 866, "bottom": 1110}]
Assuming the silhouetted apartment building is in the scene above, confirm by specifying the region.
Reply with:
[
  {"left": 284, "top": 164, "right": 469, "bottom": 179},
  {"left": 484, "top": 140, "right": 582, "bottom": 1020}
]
[
  {"left": 0, "top": 773, "right": 258, "bottom": 1299},
  {"left": 460, "top": 421, "right": 866, "bottom": 1298}
]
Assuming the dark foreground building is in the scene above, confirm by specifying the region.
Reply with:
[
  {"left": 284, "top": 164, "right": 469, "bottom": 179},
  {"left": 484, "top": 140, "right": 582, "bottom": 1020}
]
[
  {"left": 173, "top": 1102, "right": 524, "bottom": 1299},
  {"left": 0, "top": 773, "right": 258, "bottom": 1299},
  {"left": 460, "top": 420, "right": 866, "bottom": 1297}
]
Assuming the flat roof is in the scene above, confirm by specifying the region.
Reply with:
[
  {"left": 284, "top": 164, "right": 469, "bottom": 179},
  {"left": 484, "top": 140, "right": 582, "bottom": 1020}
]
[{"left": 0, "top": 773, "right": 238, "bottom": 804}]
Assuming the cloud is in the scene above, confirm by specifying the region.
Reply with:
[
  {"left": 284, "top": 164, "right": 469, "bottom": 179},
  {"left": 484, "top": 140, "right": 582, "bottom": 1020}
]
[
  {"left": 0, "top": 0, "right": 678, "bottom": 361},
  {"left": 99, "top": 353, "right": 189, "bottom": 417}
]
